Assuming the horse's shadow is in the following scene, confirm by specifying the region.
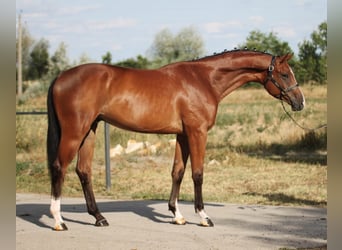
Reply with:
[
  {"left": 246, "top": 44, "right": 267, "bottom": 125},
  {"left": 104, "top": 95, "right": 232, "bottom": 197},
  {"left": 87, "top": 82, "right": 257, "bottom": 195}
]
[{"left": 16, "top": 199, "right": 199, "bottom": 229}]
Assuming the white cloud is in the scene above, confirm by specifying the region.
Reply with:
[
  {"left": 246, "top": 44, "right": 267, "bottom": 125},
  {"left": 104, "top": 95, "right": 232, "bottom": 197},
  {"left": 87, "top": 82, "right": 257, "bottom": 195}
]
[
  {"left": 203, "top": 21, "right": 242, "bottom": 33},
  {"left": 211, "top": 33, "right": 239, "bottom": 39},
  {"left": 17, "top": 0, "right": 46, "bottom": 9},
  {"left": 204, "top": 22, "right": 225, "bottom": 33},
  {"left": 42, "top": 20, "right": 60, "bottom": 29},
  {"left": 57, "top": 4, "right": 101, "bottom": 15},
  {"left": 272, "top": 26, "right": 296, "bottom": 38},
  {"left": 111, "top": 44, "right": 122, "bottom": 51},
  {"left": 49, "top": 18, "right": 137, "bottom": 36},
  {"left": 249, "top": 16, "right": 264, "bottom": 25},
  {"left": 87, "top": 18, "right": 137, "bottom": 31},
  {"left": 23, "top": 12, "right": 47, "bottom": 19},
  {"left": 58, "top": 24, "right": 87, "bottom": 34},
  {"left": 45, "top": 34, "right": 63, "bottom": 44},
  {"left": 295, "top": 0, "right": 313, "bottom": 6}
]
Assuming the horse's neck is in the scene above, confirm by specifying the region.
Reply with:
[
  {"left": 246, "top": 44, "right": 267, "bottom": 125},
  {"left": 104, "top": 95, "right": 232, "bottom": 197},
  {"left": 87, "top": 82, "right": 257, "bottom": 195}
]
[{"left": 205, "top": 53, "right": 272, "bottom": 101}]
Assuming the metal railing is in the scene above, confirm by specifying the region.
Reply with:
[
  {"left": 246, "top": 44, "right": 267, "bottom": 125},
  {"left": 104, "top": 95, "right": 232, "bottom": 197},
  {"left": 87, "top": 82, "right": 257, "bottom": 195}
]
[{"left": 16, "top": 111, "right": 112, "bottom": 190}]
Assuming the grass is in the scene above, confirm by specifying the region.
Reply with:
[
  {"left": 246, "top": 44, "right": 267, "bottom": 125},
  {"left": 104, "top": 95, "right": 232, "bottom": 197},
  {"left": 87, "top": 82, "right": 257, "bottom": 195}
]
[{"left": 16, "top": 84, "right": 327, "bottom": 207}]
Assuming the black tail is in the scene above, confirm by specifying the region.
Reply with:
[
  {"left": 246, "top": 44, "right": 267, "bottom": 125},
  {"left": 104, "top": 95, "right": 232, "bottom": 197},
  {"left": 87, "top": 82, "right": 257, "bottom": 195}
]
[{"left": 47, "top": 78, "right": 60, "bottom": 182}]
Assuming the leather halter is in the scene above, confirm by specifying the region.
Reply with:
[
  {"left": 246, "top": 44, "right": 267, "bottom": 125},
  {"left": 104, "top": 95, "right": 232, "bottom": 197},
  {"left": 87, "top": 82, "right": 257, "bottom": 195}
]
[{"left": 264, "top": 56, "right": 299, "bottom": 99}]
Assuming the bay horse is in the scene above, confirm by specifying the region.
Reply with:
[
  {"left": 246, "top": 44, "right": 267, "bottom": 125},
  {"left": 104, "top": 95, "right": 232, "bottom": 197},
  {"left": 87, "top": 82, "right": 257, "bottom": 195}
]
[{"left": 47, "top": 50, "right": 305, "bottom": 230}]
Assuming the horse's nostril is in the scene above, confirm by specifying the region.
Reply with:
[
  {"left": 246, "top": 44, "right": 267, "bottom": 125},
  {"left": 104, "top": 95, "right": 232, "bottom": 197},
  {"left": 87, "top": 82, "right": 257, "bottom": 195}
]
[{"left": 291, "top": 102, "right": 304, "bottom": 111}]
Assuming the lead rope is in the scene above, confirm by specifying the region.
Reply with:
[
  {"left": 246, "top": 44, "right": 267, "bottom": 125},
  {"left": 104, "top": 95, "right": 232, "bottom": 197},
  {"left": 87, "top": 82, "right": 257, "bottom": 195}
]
[{"left": 280, "top": 100, "right": 327, "bottom": 132}]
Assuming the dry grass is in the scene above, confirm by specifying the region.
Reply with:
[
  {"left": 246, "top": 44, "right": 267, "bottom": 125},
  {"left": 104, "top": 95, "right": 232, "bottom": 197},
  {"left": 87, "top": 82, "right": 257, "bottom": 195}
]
[{"left": 16, "top": 85, "right": 327, "bottom": 207}]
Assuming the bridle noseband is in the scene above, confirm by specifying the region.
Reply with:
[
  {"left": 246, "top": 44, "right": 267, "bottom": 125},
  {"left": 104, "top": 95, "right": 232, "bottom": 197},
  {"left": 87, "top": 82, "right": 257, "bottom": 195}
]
[{"left": 264, "top": 56, "right": 299, "bottom": 99}]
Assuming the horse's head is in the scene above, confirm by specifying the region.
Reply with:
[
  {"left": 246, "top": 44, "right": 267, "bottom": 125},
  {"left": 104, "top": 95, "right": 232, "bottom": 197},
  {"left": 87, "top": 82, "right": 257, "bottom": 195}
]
[{"left": 263, "top": 54, "right": 305, "bottom": 111}]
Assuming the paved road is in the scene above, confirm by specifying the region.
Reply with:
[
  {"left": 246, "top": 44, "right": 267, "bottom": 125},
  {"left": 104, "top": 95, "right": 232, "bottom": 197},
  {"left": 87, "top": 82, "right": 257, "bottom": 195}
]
[{"left": 16, "top": 193, "right": 326, "bottom": 250}]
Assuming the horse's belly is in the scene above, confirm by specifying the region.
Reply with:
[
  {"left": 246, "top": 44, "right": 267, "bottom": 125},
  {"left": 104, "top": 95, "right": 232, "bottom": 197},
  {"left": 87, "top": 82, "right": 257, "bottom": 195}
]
[{"left": 102, "top": 107, "right": 183, "bottom": 134}]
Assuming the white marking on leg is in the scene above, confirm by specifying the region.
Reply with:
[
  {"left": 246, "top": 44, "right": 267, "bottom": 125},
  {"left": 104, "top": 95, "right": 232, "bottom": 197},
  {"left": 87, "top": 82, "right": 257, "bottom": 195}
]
[
  {"left": 50, "top": 198, "right": 66, "bottom": 230},
  {"left": 198, "top": 209, "right": 209, "bottom": 220},
  {"left": 172, "top": 199, "right": 186, "bottom": 225},
  {"left": 198, "top": 209, "right": 214, "bottom": 227}
]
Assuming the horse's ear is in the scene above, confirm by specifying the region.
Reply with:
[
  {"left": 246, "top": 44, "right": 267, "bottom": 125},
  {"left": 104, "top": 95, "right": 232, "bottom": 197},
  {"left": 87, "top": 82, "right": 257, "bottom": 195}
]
[{"left": 280, "top": 53, "right": 293, "bottom": 62}]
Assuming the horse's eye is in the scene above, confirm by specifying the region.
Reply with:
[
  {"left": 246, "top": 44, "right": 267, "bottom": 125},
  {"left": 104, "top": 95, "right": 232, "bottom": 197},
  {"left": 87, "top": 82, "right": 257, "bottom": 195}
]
[{"left": 281, "top": 73, "right": 289, "bottom": 79}]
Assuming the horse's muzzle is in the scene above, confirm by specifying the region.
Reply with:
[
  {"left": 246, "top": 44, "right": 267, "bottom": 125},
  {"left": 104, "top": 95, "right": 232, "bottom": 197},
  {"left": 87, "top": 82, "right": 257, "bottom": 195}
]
[
  {"left": 283, "top": 90, "right": 305, "bottom": 112},
  {"left": 291, "top": 101, "right": 305, "bottom": 111}
]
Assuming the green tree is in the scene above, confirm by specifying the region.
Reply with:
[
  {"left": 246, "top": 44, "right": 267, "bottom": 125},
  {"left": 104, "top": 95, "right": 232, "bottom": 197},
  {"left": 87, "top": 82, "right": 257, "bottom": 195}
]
[
  {"left": 49, "top": 42, "right": 70, "bottom": 78},
  {"left": 115, "top": 55, "right": 150, "bottom": 69},
  {"left": 78, "top": 52, "right": 93, "bottom": 64},
  {"left": 102, "top": 51, "right": 112, "bottom": 64},
  {"left": 148, "top": 26, "right": 205, "bottom": 67},
  {"left": 27, "top": 38, "right": 50, "bottom": 80},
  {"left": 238, "top": 30, "right": 294, "bottom": 56},
  {"left": 173, "top": 26, "right": 205, "bottom": 61},
  {"left": 297, "top": 21, "right": 327, "bottom": 84},
  {"left": 311, "top": 21, "right": 327, "bottom": 55}
]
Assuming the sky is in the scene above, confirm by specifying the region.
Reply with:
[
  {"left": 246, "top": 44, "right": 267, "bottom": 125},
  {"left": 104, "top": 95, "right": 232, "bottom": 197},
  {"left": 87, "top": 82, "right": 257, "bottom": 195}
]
[{"left": 16, "top": 0, "right": 327, "bottom": 63}]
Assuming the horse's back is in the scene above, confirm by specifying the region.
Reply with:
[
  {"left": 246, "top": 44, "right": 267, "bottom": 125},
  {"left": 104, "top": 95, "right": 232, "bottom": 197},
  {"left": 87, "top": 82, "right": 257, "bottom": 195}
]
[
  {"left": 53, "top": 64, "right": 125, "bottom": 93},
  {"left": 52, "top": 64, "right": 185, "bottom": 133}
]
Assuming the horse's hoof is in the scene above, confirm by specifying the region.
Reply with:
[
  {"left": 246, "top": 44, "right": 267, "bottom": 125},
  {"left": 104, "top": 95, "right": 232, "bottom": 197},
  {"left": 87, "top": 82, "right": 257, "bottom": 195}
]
[
  {"left": 95, "top": 218, "right": 109, "bottom": 227},
  {"left": 200, "top": 217, "right": 214, "bottom": 227},
  {"left": 172, "top": 217, "right": 186, "bottom": 225},
  {"left": 54, "top": 222, "right": 68, "bottom": 231}
]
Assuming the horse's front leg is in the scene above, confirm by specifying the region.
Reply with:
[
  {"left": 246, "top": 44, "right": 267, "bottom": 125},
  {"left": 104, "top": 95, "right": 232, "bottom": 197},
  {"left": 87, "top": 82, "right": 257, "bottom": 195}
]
[
  {"left": 76, "top": 129, "right": 109, "bottom": 227},
  {"left": 168, "top": 134, "right": 189, "bottom": 225},
  {"left": 187, "top": 128, "right": 214, "bottom": 227}
]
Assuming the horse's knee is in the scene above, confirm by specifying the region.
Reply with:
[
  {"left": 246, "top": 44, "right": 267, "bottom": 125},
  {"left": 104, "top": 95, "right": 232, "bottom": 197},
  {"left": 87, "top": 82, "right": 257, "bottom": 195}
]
[
  {"left": 172, "top": 168, "right": 185, "bottom": 183},
  {"left": 76, "top": 167, "right": 90, "bottom": 184},
  {"left": 192, "top": 170, "right": 203, "bottom": 185},
  {"left": 171, "top": 162, "right": 185, "bottom": 182},
  {"left": 50, "top": 159, "right": 62, "bottom": 178}
]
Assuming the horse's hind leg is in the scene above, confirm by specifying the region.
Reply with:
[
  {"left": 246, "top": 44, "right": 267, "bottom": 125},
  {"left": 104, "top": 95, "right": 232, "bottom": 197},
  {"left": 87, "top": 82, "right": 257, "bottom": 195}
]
[
  {"left": 76, "top": 127, "right": 109, "bottom": 227},
  {"left": 168, "top": 134, "right": 189, "bottom": 225},
  {"left": 50, "top": 135, "right": 81, "bottom": 231}
]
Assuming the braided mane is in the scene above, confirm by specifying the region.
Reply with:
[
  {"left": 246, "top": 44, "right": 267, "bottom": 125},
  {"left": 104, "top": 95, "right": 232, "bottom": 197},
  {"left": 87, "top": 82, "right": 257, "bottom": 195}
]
[{"left": 192, "top": 48, "right": 273, "bottom": 61}]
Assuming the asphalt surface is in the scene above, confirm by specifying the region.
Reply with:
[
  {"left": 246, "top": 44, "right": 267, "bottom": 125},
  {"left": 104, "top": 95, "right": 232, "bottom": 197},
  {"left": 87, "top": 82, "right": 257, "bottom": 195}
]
[{"left": 16, "top": 193, "right": 326, "bottom": 250}]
